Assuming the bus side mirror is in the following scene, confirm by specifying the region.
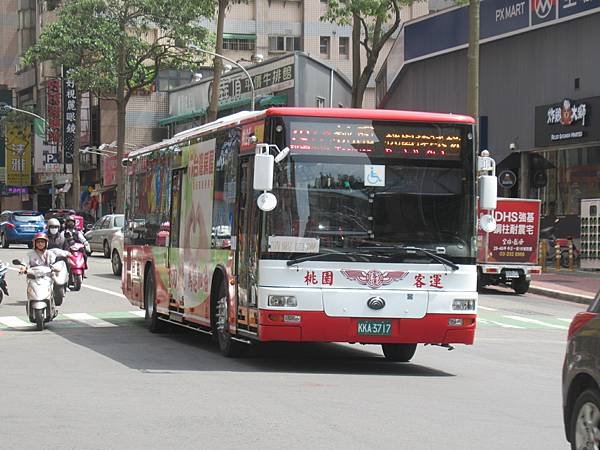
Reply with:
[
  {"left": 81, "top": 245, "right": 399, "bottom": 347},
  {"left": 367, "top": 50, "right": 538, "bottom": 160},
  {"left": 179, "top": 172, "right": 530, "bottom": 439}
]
[
  {"left": 479, "top": 175, "right": 497, "bottom": 210},
  {"left": 253, "top": 153, "right": 274, "bottom": 191}
]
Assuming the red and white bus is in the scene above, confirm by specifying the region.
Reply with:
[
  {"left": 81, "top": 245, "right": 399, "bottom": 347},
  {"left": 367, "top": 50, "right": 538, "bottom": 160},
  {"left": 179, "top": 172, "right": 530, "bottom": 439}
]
[{"left": 121, "top": 107, "right": 496, "bottom": 361}]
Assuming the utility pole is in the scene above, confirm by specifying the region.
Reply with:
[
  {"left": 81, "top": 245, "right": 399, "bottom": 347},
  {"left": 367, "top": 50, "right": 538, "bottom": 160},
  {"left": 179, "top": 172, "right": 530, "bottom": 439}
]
[{"left": 467, "top": 0, "right": 480, "bottom": 149}]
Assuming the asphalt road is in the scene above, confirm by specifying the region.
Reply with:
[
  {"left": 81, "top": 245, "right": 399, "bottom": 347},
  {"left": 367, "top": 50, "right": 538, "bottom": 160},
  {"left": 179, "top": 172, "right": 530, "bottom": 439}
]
[{"left": 0, "top": 246, "right": 583, "bottom": 449}]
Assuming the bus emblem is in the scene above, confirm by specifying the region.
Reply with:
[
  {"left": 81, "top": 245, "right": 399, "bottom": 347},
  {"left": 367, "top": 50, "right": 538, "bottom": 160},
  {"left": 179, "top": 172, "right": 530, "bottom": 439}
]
[{"left": 341, "top": 269, "right": 408, "bottom": 289}]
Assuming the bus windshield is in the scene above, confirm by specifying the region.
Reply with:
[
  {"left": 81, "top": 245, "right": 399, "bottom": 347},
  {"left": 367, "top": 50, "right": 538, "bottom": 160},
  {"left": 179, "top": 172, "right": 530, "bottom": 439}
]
[{"left": 262, "top": 118, "right": 475, "bottom": 263}]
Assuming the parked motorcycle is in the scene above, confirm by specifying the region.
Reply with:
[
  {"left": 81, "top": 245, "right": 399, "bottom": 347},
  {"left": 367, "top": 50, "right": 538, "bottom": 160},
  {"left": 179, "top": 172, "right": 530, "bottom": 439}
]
[
  {"left": 13, "top": 258, "right": 68, "bottom": 331},
  {"left": 68, "top": 242, "right": 87, "bottom": 291},
  {"left": 0, "top": 261, "right": 8, "bottom": 304}
]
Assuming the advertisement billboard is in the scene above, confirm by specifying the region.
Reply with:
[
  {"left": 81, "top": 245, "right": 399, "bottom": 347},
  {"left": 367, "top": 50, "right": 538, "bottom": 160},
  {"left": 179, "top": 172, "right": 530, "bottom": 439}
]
[{"left": 478, "top": 198, "right": 541, "bottom": 264}]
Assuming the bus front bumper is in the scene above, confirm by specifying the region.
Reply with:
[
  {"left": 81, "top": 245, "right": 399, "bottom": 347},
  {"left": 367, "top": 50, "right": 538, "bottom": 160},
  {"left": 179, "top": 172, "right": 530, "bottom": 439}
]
[{"left": 257, "top": 311, "right": 476, "bottom": 344}]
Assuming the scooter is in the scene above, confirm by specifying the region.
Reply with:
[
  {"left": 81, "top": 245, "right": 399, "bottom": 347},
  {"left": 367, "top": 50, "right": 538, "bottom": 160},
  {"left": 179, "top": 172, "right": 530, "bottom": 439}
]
[
  {"left": 12, "top": 258, "right": 67, "bottom": 331},
  {"left": 68, "top": 242, "right": 87, "bottom": 291},
  {"left": 47, "top": 249, "right": 70, "bottom": 306},
  {"left": 0, "top": 261, "right": 8, "bottom": 304}
]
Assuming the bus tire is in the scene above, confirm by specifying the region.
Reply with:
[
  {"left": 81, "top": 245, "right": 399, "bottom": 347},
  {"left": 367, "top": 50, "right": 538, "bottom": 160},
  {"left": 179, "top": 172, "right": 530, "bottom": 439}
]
[
  {"left": 381, "top": 343, "right": 417, "bottom": 362},
  {"left": 215, "top": 282, "right": 246, "bottom": 358},
  {"left": 144, "top": 267, "right": 164, "bottom": 333}
]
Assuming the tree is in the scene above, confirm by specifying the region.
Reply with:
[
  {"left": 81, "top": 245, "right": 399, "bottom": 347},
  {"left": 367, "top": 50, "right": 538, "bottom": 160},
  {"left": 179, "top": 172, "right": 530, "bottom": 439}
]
[
  {"left": 25, "top": 0, "right": 213, "bottom": 213},
  {"left": 322, "top": 0, "right": 407, "bottom": 108},
  {"left": 207, "top": 0, "right": 246, "bottom": 122}
]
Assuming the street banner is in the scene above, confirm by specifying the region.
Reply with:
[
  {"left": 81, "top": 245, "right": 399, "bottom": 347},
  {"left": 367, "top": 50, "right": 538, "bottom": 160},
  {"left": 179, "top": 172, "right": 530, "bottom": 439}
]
[
  {"left": 5, "top": 123, "right": 32, "bottom": 186},
  {"left": 62, "top": 71, "right": 76, "bottom": 172},
  {"left": 477, "top": 198, "right": 541, "bottom": 264},
  {"left": 33, "top": 118, "right": 61, "bottom": 173}
]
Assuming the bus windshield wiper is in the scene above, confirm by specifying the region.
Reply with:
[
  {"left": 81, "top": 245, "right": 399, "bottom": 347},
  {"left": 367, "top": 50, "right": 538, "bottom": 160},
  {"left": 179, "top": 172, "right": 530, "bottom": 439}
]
[
  {"left": 358, "top": 245, "right": 459, "bottom": 271},
  {"left": 286, "top": 251, "right": 376, "bottom": 267}
]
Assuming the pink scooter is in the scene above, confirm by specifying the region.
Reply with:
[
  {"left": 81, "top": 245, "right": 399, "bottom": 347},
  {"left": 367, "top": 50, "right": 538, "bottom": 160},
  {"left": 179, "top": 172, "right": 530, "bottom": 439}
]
[{"left": 68, "top": 242, "right": 87, "bottom": 291}]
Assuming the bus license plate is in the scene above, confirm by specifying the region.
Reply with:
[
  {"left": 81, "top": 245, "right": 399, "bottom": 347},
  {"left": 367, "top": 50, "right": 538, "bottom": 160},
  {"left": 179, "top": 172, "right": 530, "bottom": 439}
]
[
  {"left": 357, "top": 320, "right": 392, "bottom": 336},
  {"left": 505, "top": 270, "right": 520, "bottom": 279}
]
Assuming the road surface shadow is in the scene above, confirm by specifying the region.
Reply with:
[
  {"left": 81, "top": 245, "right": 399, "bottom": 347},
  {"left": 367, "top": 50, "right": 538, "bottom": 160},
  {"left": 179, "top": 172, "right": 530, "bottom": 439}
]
[
  {"left": 90, "top": 273, "right": 119, "bottom": 280},
  {"left": 479, "top": 286, "right": 522, "bottom": 296},
  {"left": 51, "top": 322, "right": 455, "bottom": 377}
]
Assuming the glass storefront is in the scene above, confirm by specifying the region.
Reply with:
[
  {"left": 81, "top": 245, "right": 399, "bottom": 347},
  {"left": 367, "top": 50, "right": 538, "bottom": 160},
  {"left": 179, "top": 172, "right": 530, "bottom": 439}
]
[{"left": 541, "top": 146, "right": 600, "bottom": 216}]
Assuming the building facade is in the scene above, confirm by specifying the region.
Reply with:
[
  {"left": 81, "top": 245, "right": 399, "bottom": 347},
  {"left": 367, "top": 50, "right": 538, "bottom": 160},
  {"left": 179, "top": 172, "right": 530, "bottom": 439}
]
[
  {"left": 200, "top": 0, "right": 429, "bottom": 108},
  {"left": 378, "top": 1, "right": 600, "bottom": 240}
]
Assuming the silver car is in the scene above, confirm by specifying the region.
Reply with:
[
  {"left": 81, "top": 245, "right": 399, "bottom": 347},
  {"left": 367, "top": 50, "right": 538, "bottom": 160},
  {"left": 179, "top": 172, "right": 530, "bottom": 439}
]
[
  {"left": 110, "top": 228, "right": 124, "bottom": 276},
  {"left": 84, "top": 214, "right": 125, "bottom": 258}
]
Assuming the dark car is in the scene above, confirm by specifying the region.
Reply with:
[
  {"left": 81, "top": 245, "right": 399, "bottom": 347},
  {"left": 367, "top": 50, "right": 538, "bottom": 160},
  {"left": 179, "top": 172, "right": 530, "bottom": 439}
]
[
  {"left": 44, "top": 209, "right": 95, "bottom": 231},
  {"left": 0, "top": 210, "right": 46, "bottom": 248},
  {"left": 563, "top": 289, "right": 600, "bottom": 449}
]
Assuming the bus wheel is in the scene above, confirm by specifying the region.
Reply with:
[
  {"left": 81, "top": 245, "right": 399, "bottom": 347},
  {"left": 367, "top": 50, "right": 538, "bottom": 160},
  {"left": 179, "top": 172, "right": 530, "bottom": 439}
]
[
  {"left": 144, "top": 268, "right": 164, "bottom": 333},
  {"left": 215, "top": 282, "right": 246, "bottom": 357},
  {"left": 381, "top": 343, "right": 417, "bottom": 362}
]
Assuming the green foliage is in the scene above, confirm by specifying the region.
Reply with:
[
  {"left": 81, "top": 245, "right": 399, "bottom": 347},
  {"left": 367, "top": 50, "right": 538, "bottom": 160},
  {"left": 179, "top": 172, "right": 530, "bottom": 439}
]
[{"left": 25, "top": 0, "right": 214, "bottom": 99}]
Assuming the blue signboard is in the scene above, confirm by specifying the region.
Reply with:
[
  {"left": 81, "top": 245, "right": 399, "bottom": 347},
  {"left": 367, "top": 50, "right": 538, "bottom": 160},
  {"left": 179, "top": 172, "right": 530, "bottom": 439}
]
[{"left": 405, "top": 0, "right": 600, "bottom": 61}]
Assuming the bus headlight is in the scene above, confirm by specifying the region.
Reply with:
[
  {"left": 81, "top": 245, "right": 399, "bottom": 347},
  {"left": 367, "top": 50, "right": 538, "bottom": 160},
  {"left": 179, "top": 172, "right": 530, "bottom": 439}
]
[
  {"left": 452, "top": 299, "right": 476, "bottom": 311},
  {"left": 268, "top": 295, "right": 298, "bottom": 307}
]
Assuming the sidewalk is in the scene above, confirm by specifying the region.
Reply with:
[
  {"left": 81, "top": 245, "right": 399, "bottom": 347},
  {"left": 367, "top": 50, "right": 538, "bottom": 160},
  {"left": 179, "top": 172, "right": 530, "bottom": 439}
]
[{"left": 530, "top": 268, "right": 600, "bottom": 304}]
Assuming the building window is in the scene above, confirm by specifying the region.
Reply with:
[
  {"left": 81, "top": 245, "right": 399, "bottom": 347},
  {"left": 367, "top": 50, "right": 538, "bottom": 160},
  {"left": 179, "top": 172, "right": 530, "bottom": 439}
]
[
  {"left": 268, "top": 36, "right": 301, "bottom": 53},
  {"left": 339, "top": 37, "right": 349, "bottom": 59},
  {"left": 157, "top": 69, "right": 194, "bottom": 91},
  {"left": 18, "top": 0, "right": 36, "bottom": 56},
  {"left": 320, "top": 36, "right": 330, "bottom": 58},
  {"left": 316, "top": 96, "right": 326, "bottom": 108},
  {"left": 223, "top": 36, "right": 256, "bottom": 51}
]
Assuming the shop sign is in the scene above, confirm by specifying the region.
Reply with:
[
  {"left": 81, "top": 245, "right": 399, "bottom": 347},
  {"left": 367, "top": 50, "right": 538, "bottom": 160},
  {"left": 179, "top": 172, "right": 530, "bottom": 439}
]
[
  {"left": 212, "top": 56, "right": 295, "bottom": 107},
  {"left": 5, "top": 124, "right": 32, "bottom": 186},
  {"left": 405, "top": 0, "right": 600, "bottom": 62},
  {"left": 535, "top": 96, "right": 600, "bottom": 147},
  {"left": 62, "top": 73, "right": 76, "bottom": 167},
  {"left": 46, "top": 78, "right": 62, "bottom": 145}
]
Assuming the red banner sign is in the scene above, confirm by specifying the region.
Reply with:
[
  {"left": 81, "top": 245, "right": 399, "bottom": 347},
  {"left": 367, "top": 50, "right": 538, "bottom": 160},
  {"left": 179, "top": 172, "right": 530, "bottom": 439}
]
[{"left": 477, "top": 199, "right": 541, "bottom": 264}]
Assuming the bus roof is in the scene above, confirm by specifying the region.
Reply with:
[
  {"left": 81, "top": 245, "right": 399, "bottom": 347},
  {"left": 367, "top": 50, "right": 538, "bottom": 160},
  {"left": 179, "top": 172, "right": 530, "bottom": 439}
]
[
  {"left": 265, "top": 107, "right": 475, "bottom": 124},
  {"left": 127, "top": 107, "right": 474, "bottom": 160}
]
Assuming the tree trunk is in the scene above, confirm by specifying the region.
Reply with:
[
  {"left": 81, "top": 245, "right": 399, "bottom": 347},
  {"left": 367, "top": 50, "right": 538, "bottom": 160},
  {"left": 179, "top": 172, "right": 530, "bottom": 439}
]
[
  {"left": 71, "top": 91, "right": 82, "bottom": 209},
  {"left": 115, "top": 44, "right": 127, "bottom": 214},
  {"left": 351, "top": 11, "right": 361, "bottom": 108},
  {"left": 207, "top": 0, "right": 227, "bottom": 122},
  {"left": 467, "top": 0, "right": 480, "bottom": 147}
]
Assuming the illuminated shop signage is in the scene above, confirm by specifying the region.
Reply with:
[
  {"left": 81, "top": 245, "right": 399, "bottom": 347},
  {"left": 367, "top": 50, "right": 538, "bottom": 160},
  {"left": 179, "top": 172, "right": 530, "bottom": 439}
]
[
  {"left": 535, "top": 96, "right": 600, "bottom": 147},
  {"left": 289, "top": 121, "right": 463, "bottom": 159}
]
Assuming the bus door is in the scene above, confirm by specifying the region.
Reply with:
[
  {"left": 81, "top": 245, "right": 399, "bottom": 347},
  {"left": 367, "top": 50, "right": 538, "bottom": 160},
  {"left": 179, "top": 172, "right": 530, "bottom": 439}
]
[
  {"left": 168, "top": 168, "right": 185, "bottom": 312},
  {"left": 236, "top": 156, "right": 260, "bottom": 334}
]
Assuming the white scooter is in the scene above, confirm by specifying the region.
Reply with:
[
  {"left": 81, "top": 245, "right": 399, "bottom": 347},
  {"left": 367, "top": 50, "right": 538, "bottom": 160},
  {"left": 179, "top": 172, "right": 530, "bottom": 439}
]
[{"left": 13, "top": 257, "right": 69, "bottom": 331}]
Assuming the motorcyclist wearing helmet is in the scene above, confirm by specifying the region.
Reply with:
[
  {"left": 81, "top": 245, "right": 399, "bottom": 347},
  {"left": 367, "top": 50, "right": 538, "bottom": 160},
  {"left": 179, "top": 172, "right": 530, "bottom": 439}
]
[
  {"left": 20, "top": 233, "right": 56, "bottom": 273},
  {"left": 61, "top": 215, "right": 90, "bottom": 276},
  {"left": 60, "top": 215, "right": 90, "bottom": 252},
  {"left": 46, "top": 218, "right": 68, "bottom": 250}
]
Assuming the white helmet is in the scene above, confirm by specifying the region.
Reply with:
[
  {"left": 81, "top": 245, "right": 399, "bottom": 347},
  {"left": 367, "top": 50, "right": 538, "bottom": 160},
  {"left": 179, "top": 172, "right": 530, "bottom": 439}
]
[{"left": 47, "top": 218, "right": 60, "bottom": 235}]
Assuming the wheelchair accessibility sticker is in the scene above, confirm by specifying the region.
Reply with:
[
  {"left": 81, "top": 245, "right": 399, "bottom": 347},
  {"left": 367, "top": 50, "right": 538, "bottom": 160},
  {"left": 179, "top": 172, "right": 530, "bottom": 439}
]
[{"left": 364, "top": 165, "right": 385, "bottom": 187}]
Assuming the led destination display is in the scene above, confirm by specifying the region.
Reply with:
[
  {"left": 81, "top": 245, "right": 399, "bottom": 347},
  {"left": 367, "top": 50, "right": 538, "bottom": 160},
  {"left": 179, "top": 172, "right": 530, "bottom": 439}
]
[{"left": 289, "top": 121, "right": 464, "bottom": 159}]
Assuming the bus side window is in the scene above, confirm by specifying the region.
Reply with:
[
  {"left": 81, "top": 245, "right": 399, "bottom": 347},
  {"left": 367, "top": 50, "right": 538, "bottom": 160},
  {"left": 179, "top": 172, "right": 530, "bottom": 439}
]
[
  {"left": 212, "top": 128, "right": 239, "bottom": 249},
  {"left": 169, "top": 169, "right": 184, "bottom": 248}
]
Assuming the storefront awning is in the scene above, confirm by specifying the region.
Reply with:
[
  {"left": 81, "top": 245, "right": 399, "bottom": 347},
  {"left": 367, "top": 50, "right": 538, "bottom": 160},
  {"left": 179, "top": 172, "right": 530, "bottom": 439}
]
[
  {"left": 223, "top": 33, "right": 256, "bottom": 40},
  {"left": 498, "top": 152, "right": 556, "bottom": 170},
  {"left": 259, "top": 94, "right": 288, "bottom": 107},
  {"left": 158, "top": 108, "right": 206, "bottom": 127}
]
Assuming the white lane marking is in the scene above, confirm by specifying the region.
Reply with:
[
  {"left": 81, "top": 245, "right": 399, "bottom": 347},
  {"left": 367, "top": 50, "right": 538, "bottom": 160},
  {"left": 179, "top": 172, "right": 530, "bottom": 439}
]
[
  {"left": 83, "top": 284, "right": 126, "bottom": 299},
  {"left": 478, "top": 318, "right": 491, "bottom": 324},
  {"left": 503, "top": 315, "right": 568, "bottom": 330},
  {"left": 64, "top": 313, "right": 117, "bottom": 327},
  {"left": 478, "top": 306, "right": 498, "bottom": 311},
  {"left": 129, "top": 310, "right": 145, "bottom": 317},
  {"left": 481, "top": 319, "right": 524, "bottom": 329},
  {"left": 0, "top": 316, "right": 34, "bottom": 328},
  {"left": 558, "top": 318, "right": 573, "bottom": 323}
]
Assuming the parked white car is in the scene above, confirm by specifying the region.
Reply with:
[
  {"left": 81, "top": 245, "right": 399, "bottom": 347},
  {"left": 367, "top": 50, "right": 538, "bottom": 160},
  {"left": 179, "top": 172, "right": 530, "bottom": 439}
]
[
  {"left": 84, "top": 214, "right": 124, "bottom": 258},
  {"left": 110, "top": 228, "right": 123, "bottom": 276}
]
